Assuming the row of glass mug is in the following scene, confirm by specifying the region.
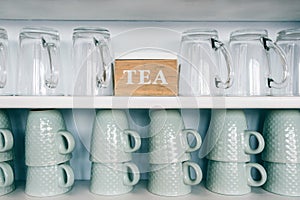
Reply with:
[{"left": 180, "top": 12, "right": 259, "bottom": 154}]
[{"left": 0, "top": 27, "right": 299, "bottom": 96}]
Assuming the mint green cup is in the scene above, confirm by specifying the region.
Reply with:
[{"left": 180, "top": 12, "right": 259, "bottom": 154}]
[
  {"left": 0, "top": 161, "right": 15, "bottom": 196},
  {"left": 206, "top": 160, "right": 267, "bottom": 195},
  {"left": 90, "top": 162, "right": 140, "bottom": 195},
  {"left": 90, "top": 110, "right": 141, "bottom": 163},
  {"left": 262, "top": 110, "right": 300, "bottom": 163},
  {"left": 25, "top": 163, "right": 74, "bottom": 197},
  {"left": 205, "top": 109, "right": 264, "bottom": 162},
  {"left": 25, "top": 110, "right": 75, "bottom": 166},
  {"left": 148, "top": 161, "right": 202, "bottom": 196},
  {"left": 149, "top": 110, "right": 202, "bottom": 164},
  {"left": 263, "top": 161, "right": 300, "bottom": 196}
]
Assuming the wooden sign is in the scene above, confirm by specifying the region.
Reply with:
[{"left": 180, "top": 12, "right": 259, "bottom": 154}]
[{"left": 114, "top": 59, "right": 178, "bottom": 96}]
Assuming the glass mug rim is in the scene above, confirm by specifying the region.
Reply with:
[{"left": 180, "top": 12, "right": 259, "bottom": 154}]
[
  {"left": 19, "top": 26, "right": 59, "bottom": 40},
  {"left": 277, "top": 28, "right": 300, "bottom": 40},
  {"left": 73, "top": 27, "right": 110, "bottom": 39},
  {"left": 230, "top": 29, "right": 268, "bottom": 41},
  {"left": 182, "top": 28, "right": 218, "bottom": 40},
  {"left": 0, "top": 28, "right": 7, "bottom": 39}
]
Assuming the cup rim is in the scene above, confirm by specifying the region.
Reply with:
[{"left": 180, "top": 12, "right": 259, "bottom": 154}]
[
  {"left": 19, "top": 26, "right": 59, "bottom": 40},
  {"left": 277, "top": 28, "right": 300, "bottom": 40},
  {"left": 73, "top": 27, "right": 110, "bottom": 39},
  {"left": 182, "top": 28, "right": 218, "bottom": 40},
  {"left": 0, "top": 27, "right": 8, "bottom": 39},
  {"left": 230, "top": 29, "right": 268, "bottom": 41}
]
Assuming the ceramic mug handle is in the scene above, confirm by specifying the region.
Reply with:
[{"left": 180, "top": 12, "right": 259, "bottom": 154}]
[
  {"left": 123, "top": 162, "right": 140, "bottom": 186},
  {"left": 123, "top": 129, "right": 141, "bottom": 153},
  {"left": 244, "top": 130, "right": 265, "bottom": 154},
  {"left": 0, "top": 129, "right": 13, "bottom": 152},
  {"left": 57, "top": 131, "right": 76, "bottom": 154},
  {"left": 0, "top": 162, "right": 14, "bottom": 187},
  {"left": 246, "top": 163, "right": 267, "bottom": 187},
  {"left": 183, "top": 161, "right": 203, "bottom": 185},
  {"left": 182, "top": 129, "right": 202, "bottom": 153},
  {"left": 58, "top": 164, "right": 75, "bottom": 188}
]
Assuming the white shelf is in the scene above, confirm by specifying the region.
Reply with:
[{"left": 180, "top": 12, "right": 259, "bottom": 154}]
[
  {"left": 0, "top": 0, "right": 299, "bottom": 21},
  {"left": 0, "top": 96, "right": 299, "bottom": 109},
  {"left": 4, "top": 181, "right": 292, "bottom": 200}
]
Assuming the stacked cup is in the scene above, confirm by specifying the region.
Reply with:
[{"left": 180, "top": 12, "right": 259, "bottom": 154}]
[
  {"left": 262, "top": 110, "right": 300, "bottom": 196},
  {"left": 90, "top": 109, "right": 141, "bottom": 195},
  {"left": 205, "top": 109, "right": 267, "bottom": 195},
  {"left": 0, "top": 110, "right": 15, "bottom": 196},
  {"left": 148, "top": 109, "right": 203, "bottom": 196},
  {"left": 25, "top": 109, "right": 75, "bottom": 197}
]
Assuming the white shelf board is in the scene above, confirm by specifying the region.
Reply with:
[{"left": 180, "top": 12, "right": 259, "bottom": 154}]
[
  {"left": 4, "top": 181, "right": 294, "bottom": 200},
  {"left": 0, "top": 96, "right": 299, "bottom": 109},
  {"left": 0, "top": 0, "right": 299, "bottom": 21}
]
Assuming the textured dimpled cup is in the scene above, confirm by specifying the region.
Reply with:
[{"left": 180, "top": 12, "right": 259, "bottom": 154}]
[
  {"left": 262, "top": 110, "right": 300, "bottom": 163},
  {"left": 0, "top": 110, "right": 14, "bottom": 162},
  {"left": 25, "top": 109, "right": 75, "bottom": 166},
  {"left": 90, "top": 162, "right": 140, "bottom": 195},
  {"left": 0, "top": 162, "right": 15, "bottom": 196},
  {"left": 263, "top": 161, "right": 300, "bottom": 196},
  {"left": 148, "top": 161, "right": 202, "bottom": 196},
  {"left": 90, "top": 109, "right": 141, "bottom": 163},
  {"left": 25, "top": 163, "right": 74, "bottom": 197},
  {"left": 206, "top": 160, "right": 267, "bottom": 195},
  {"left": 149, "top": 110, "right": 202, "bottom": 164},
  {"left": 205, "top": 110, "right": 265, "bottom": 162}
]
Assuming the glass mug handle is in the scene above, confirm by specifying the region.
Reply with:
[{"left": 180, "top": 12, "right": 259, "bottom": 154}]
[
  {"left": 41, "top": 38, "right": 59, "bottom": 89},
  {"left": 94, "top": 37, "right": 112, "bottom": 88},
  {"left": 261, "top": 37, "right": 288, "bottom": 88},
  {"left": 0, "top": 43, "right": 7, "bottom": 88},
  {"left": 211, "top": 38, "right": 234, "bottom": 89}
]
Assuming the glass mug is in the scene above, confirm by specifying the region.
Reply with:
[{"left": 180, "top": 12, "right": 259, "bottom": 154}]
[
  {"left": 178, "top": 29, "right": 233, "bottom": 96},
  {"left": 17, "top": 27, "right": 63, "bottom": 95},
  {"left": 227, "top": 29, "right": 288, "bottom": 96},
  {"left": 72, "top": 27, "right": 114, "bottom": 96},
  {"left": 0, "top": 28, "right": 9, "bottom": 95},
  {"left": 272, "top": 28, "right": 300, "bottom": 96}
]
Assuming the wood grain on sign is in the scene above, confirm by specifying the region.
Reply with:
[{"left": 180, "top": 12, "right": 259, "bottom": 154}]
[{"left": 114, "top": 59, "right": 178, "bottom": 96}]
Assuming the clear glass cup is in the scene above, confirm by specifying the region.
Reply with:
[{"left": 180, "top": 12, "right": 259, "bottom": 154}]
[
  {"left": 72, "top": 27, "right": 114, "bottom": 96},
  {"left": 272, "top": 28, "right": 300, "bottom": 96},
  {"left": 17, "top": 27, "right": 63, "bottom": 95},
  {"left": 178, "top": 29, "right": 233, "bottom": 96},
  {"left": 227, "top": 29, "right": 288, "bottom": 96},
  {"left": 0, "top": 28, "right": 9, "bottom": 95}
]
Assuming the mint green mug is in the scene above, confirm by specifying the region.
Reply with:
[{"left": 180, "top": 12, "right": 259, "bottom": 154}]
[
  {"left": 148, "top": 161, "right": 202, "bottom": 196},
  {"left": 90, "top": 162, "right": 140, "bottom": 195},
  {"left": 0, "top": 110, "right": 14, "bottom": 162},
  {"left": 0, "top": 162, "right": 14, "bottom": 196},
  {"left": 262, "top": 110, "right": 300, "bottom": 163},
  {"left": 263, "top": 161, "right": 300, "bottom": 196},
  {"left": 205, "top": 109, "right": 264, "bottom": 162},
  {"left": 206, "top": 160, "right": 267, "bottom": 195}
]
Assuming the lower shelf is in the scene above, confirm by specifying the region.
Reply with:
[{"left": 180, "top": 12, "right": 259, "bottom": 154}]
[{"left": 5, "top": 181, "right": 294, "bottom": 200}]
